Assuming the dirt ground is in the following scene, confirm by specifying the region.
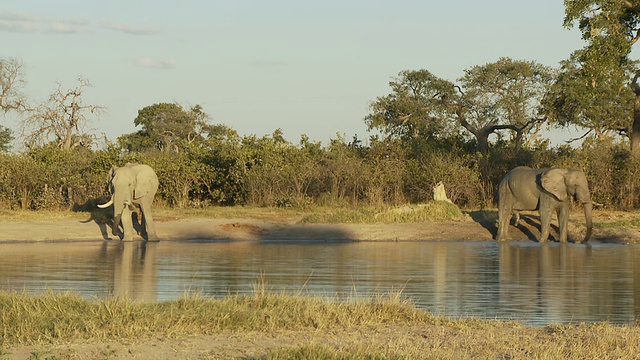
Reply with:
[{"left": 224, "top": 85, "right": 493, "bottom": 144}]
[
  {"left": 1, "top": 209, "right": 639, "bottom": 359},
  {"left": 0, "top": 325, "right": 529, "bottom": 360}
]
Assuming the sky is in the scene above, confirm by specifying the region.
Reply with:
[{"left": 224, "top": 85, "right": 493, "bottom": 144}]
[{"left": 2, "top": 1, "right": 586, "bottom": 147}]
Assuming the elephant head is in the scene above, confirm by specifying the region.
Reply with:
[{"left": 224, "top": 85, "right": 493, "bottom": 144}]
[
  {"left": 98, "top": 163, "right": 159, "bottom": 241},
  {"left": 540, "top": 168, "right": 593, "bottom": 243}
]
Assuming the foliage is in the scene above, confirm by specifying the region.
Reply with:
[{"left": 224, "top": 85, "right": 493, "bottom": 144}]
[
  {"left": 457, "top": 57, "right": 554, "bottom": 152},
  {"left": 561, "top": 0, "right": 640, "bottom": 150},
  {"left": 367, "top": 58, "right": 554, "bottom": 156},
  {"left": 119, "top": 102, "right": 212, "bottom": 153},
  {"left": 365, "top": 69, "right": 457, "bottom": 141},
  {"left": 543, "top": 50, "right": 635, "bottom": 140},
  {"left": 0, "top": 126, "right": 13, "bottom": 153},
  {"left": 2, "top": 125, "right": 640, "bottom": 211}
]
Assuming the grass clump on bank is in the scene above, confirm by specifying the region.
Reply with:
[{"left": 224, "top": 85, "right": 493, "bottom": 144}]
[
  {"left": 0, "top": 289, "right": 432, "bottom": 347},
  {"left": 301, "top": 201, "right": 463, "bottom": 224}
]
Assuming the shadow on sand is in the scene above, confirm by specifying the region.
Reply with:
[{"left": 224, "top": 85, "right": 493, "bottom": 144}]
[
  {"left": 73, "top": 198, "right": 147, "bottom": 241},
  {"left": 467, "top": 210, "right": 555, "bottom": 243}
]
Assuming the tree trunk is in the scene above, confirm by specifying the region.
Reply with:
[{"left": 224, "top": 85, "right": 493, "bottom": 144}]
[
  {"left": 632, "top": 93, "right": 640, "bottom": 153},
  {"left": 630, "top": 72, "right": 640, "bottom": 153}
]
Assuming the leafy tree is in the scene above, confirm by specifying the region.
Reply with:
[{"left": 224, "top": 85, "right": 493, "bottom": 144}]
[
  {"left": 120, "top": 102, "right": 211, "bottom": 153},
  {"left": 544, "top": 52, "right": 634, "bottom": 140},
  {"left": 563, "top": 0, "right": 640, "bottom": 150},
  {"left": 457, "top": 58, "right": 554, "bottom": 152},
  {"left": 365, "top": 70, "right": 457, "bottom": 141},
  {"left": 22, "top": 77, "right": 105, "bottom": 151},
  {"left": 367, "top": 58, "right": 554, "bottom": 155}
]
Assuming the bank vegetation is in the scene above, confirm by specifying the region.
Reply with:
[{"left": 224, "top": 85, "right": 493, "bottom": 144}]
[{"left": 1, "top": 290, "right": 639, "bottom": 359}]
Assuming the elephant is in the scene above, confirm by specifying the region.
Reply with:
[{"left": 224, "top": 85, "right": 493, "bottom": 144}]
[
  {"left": 496, "top": 167, "right": 593, "bottom": 243},
  {"left": 98, "top": 163, "right": 159, "bottom": 241}
]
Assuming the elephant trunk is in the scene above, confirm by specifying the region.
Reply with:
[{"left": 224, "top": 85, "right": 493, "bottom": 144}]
[
  {"left": 112, "top": 213, "right": 122, "bottom": 236},
  {"left": 582, "top": 201, "right": 593, "bottom": 243},
  {"left": 111, "top": 192, "right": 128, "bottom": 237}
]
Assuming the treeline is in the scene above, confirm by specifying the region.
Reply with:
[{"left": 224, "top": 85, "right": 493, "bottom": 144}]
[{"left": 0, "top": 132, "right": 638, "bottom": 212}]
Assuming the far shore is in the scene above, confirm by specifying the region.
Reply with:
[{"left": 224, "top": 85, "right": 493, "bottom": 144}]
[{"left": 0, "top": 207, "right": 636, "bottom": 244}]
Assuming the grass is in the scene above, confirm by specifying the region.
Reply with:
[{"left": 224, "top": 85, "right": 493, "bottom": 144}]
[
  {"left": 1, "top": 289, "right": 640, "bottom": 359},
  {"left": 0, "top": 289, "right": 433, "bottom": 347},
  {"left": 0, "top": 201, "right": 464, "bottom": 224},
  {"left": 300, "top": 201, "right": 463, "bottom": 224},
  {"left": 593, "top": 217, "right": 640, "bottom": 229}
]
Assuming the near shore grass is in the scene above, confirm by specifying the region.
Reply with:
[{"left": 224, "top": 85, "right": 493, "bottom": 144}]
[{"left": 1, "top": 288, "right": 640, "bottom": 359}]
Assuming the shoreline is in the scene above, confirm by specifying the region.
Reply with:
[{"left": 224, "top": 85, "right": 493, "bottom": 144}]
[{"left": 0, "top": 209, "right": 636, "bottom": 243}]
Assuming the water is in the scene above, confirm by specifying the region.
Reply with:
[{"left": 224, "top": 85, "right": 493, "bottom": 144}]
[{"left": 0, "top": 240, "right": 638, "bottom": 326}]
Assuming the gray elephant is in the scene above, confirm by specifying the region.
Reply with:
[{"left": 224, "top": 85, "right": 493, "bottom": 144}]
[
  {"left": 496, "top": 167, "right": 593, "bottom": 243},
  {"left": 98, "top": 163, "right": 159, "bottom": 241}
]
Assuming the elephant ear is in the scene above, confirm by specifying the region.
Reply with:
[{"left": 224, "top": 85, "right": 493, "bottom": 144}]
[
  {"left": 107, "top": 165, "right": 117, "bottom": 181},
  {"left": 134, "top": 178, "right": 153, "bottom": 200},
  {"left": 541, "top": 168, "right": 568, "bottom": 201}
]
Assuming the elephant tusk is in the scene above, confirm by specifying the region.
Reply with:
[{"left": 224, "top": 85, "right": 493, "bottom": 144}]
[{"left": 97, "top": 198, "right": 113, "bottom": 208}]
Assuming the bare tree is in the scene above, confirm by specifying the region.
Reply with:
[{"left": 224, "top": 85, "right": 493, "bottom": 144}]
[
  {"left": 22, "top": 77, "right": 105, "bottom": 150},
  {"left": 0, "top": 57, "right": 27, "bottom": 114}
]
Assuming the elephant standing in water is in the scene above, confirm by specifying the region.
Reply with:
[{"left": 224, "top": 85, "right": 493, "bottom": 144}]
[
  {"left": 98, "top": 163, "right": 159, "bottom": 241},
  {"left": 496, "top": 167, "right": 593, "bottom": 243}
]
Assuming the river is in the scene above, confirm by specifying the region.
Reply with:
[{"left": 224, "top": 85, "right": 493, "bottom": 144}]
[{"left": 0, "top": 240, "right": 637, "bottom": 326}]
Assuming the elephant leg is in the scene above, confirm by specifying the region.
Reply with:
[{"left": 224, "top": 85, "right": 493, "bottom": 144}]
[
  {"left": 558, "top": 206, "right": 569, "bottom": 243},
  {"left": 140, "top": 201, "right": 159, "bottom": 241},
  {"left": 496, "top": 202, "right": 511, "bottom": 241},
  {"left": 513, "top": 211, "right": 520, "bottom": 226},
  {"left": 121, "top": 206, "right": 135, "bottom": 241},
  {"left": 539, "top": 207, "right": 552, "bottom": 243}
]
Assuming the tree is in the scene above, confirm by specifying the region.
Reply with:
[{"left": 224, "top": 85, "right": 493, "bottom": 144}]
[
  {"left": 120, "top": 102, "right": 211, "bottom": 153},
  {"left": 0, "top": 57, "right": 27, "bottom": 114},
  {"left": 367, "top": 58, "right": 554, "bottom": 155},
  {"left": 563, "top": 0, "right": 640, "bottom": 151},
  {"left": 455, "top": 58, "right": 554, "bottom": 153},
  {"left": 22, "top": 77, "right": 105, "bottom": 150},
  {"left": 365, "top": 70, "right": 457, "bottom": 141},
  {"left": 543, "top": 51, "right": 634, "bottom": 140}
]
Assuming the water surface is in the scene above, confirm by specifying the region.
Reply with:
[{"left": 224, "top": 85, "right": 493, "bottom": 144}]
[{"left": 0, "top": 240, "right": 638, "bottom": 326}]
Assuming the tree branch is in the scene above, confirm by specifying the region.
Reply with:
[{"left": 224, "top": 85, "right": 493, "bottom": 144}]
[{"left": 565, "top": 129, "right": 593, "bottom": 143}]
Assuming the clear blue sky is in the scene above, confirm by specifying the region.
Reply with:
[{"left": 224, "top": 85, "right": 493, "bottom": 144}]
[{"left": 2, "top": 1, "right": 585, "bottom": 145}]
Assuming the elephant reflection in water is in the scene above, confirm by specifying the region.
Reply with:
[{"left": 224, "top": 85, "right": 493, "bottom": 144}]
[
  {"left": 112, "top": 241, "right": 158, "bottom": 300},
  {"left": 497, "top": 243, "right": 588, "bottom": 321}
]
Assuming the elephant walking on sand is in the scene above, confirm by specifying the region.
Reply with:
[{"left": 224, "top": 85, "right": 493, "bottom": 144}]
[
  {"left": 496, "top": 167, "right": 593, "bottom": 243},
  {"left": 98, "top": 163, "right": 159, "bottom": 241}
]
